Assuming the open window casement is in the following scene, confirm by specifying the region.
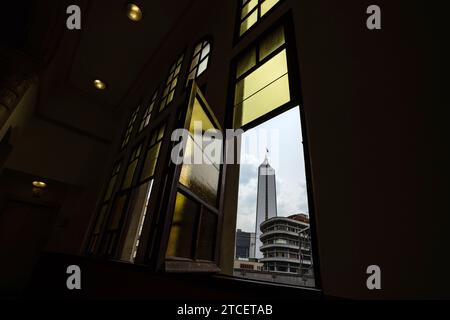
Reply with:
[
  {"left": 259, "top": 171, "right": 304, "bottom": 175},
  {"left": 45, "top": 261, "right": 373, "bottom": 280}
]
[{"left": 156, "top": 80, "right": 225, "bottom": 273}]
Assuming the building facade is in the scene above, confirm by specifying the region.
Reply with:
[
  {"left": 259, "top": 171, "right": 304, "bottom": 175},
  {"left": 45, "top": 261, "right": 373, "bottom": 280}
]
[
  {"left": 235, "top": 229, "right": 256, "bottom": 259},
  {"left": 259, "top": 214, "right": 313, "bottom": 275}
]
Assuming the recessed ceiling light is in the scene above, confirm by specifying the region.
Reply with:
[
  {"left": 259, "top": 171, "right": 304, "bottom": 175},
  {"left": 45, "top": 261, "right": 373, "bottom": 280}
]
[
  {"left": 32, "top": 181, "right": 47, "bottom": 188},
  {"left": 93, "top": 79, "right": 106, "bottom": 90},
  {"left": 127, "top": 3, "right": 142, "bottom": 21}
]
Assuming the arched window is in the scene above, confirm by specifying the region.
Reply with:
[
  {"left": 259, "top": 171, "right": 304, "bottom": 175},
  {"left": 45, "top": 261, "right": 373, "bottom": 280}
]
[{"left": 187, "top": 39, "right": 211, "bottom": 83}]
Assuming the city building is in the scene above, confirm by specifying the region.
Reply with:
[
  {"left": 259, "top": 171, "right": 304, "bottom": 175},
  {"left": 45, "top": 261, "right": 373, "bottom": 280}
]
[
  {"left": 233, "top": 259, "right": 264, "bottom": 272},
  {"left": 235, "top": 229, "right": 256, "bottom": 259},
  {"left": 259, "top": 214, "right": 313, "bottom": 275},
  {"left": 254, "top": 153, "right": 278, "bottom": 258}
]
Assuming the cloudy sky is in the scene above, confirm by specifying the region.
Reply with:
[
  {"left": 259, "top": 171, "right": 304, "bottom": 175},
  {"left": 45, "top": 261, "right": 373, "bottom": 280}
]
[{"left": 236, "top": 107, "right": 309, "bottom": 233}]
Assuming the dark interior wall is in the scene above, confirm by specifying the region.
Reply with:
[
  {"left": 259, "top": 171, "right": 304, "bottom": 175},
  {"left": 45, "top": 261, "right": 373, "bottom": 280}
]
[
  {"left": 2, "top": 113, "right": 112, "bottom": 255},
  {"left": 0, "top": 169, "right": 90, "bottom": 293},
  {"left": 291, "top": 0, "right": 441, "bottom": 299}
]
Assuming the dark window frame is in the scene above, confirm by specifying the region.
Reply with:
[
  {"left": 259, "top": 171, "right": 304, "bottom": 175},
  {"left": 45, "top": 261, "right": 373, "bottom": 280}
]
[
  {"left": 151, "top": 81, "right": 225, "bottom": 273},
  {"left": 186, "top": 36, "right": 213, "bottom": 86},
  {"left": 226, "top": 12, "right": 323, "bottom": 289},
  {"left": 233, "top": 0, "right": 285, "bottom": 45},
  {"left": 85, "top": 159, "right": 123, "bottom": 255},
  {"left": 120, "top": 104, "right": 141, "bottom": 150},
  {"left": 159, "top": 53, "right": 185, "bottom": 112},
  {"left": 139, "top": 88, "right": 159, "bottom": 133}
]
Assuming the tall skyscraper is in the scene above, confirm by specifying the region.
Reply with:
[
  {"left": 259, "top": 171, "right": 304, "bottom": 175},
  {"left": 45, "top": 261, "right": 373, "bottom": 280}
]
[{"left": 254, "top": 152, "right": 277, "bottom": 258}]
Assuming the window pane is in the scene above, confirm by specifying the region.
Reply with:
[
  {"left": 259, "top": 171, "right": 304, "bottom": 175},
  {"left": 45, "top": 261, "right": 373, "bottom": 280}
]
[
  {"left": 122, "top": 160, "right": 138, "bottom": 189},
  {"left": 180, "top": 98, "right": 220, "bottom": 206},
  {"left": 190, "top": 54, "right": 200, "bottom": 72},
  {"left": 197, "top": 57, "right": 209, "bottom": 77},
  {"left": 157, "top": 125, "right": 165, "bottom": 141},
  {"left": 188, "top": 98, "right": 214, "bottom": 134},
  {"left": 194, "top": 43, "right": 202, "bottom": 56},
  {"left": 234, "top": 107, "right": 316, "bottom": 287},
  {"left": 200, "top": 43, "right": 210, "bottom": 60},
  {"left": 261, "top": 0, "right": 279, "bottom": 16},
  {"left": 166, "top": 192, "right": 199, "bottom": 258},
  {"left": 235, "top": 73, "right": 290, "bottom": 127},
  {"left": 109, "top": 195, "right": 128, "bottom": 230},
  {"left": 235, "top": 49, "right": 288, "bottom": 104},
  {"left": 170, "top": 77, "right": 178, "bottom": 90},
  {"left": 119, "top": 180, "right": 153, "bottom": 262},
  {"left": 259, "top": 25, "right": 285, "bottom": 61},
  {"left": 188, "top": 69, "right": 196, "bottom": 81},
  {"left": 196, "top": 209, "right": 217, "bottom": 261},
  {"left": 141, "top": 142, "right": 161, "bottom": 181},
  {"left": 179, "top": 137, "right": 220, "bottom": 206},
  {"left": 240, "top": 10, "right": 257, "bottom": 36},
  {"left": 168, "top": 90, "right": 175, "bottom": 104},
  {"left": 236, "top": 48, "right": 256, "bottom": 79},
  {"left": 174, "top": 64, "right": 181, "bottom": 76},
  {"left": 241, "top": 0, "right": 258, "bottom": 19}
]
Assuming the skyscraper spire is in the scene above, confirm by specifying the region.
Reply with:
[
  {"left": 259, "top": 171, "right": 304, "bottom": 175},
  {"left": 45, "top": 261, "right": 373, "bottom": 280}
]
[
  {"left": 254, "top": 153, "right": 277, "bottom": 258},
  {"left": 263, "top": 148, "right": 269, "bottom": 164}
]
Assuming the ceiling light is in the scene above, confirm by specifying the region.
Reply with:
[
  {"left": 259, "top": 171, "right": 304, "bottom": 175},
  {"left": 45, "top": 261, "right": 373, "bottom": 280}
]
[
  {"left": 93, "top": 79, "right": 106, "bottom": 90},
  {"left": 127, "top": 3, "right": 142, "bottom": 21},
  {"left": 32, "top": 181, "right": 47, "bottom": 188}
]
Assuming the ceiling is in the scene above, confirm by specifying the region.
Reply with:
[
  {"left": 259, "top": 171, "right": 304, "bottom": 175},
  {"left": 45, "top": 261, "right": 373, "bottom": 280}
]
[
  {"left": 3, "top": 0, "right": 195, "bottom": 140},
  {"left": 67, "top": 0, "right": 194, "bottom": 108}
]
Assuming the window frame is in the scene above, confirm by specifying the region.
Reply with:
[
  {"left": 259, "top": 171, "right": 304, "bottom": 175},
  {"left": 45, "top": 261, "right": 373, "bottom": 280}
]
[
  {"left": 152, "top": 81, "right": 226, "bottom": 273},
  {"left": 85, "top": 159, "right": 123, "bottom": 255},
  {"left": 186, "top": 36, "right": 213, "bottom": 86},
  {"left": 234, "top": 0, "right": 285, "bottom": 44},
  {"left": 120, "top": 104, "right": 141, "bottom": 150},
  {"left": 159, "top": 53, "right": 185, "bottom": 112},
  {"left": 226, "top": 13, "right": 323, "bottom": 289},
  {"left": 139, "top": 89, "right": 159, "bottom": 133}
]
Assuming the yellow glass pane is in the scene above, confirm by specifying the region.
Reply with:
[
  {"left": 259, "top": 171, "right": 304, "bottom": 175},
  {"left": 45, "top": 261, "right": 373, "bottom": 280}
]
[
  {"left": 179, "top": 137, "right": 220, "bottom": 206},
  {"left": 259, "top": 25, "right": 285, "bottom": 61},
  {"left": 157, "top": 125, "right": 165, "bottom": 141},
  {"left": 240, "top": 10, "right": 257, "bottom": 36},
  {"left": 140, "top": 142, "right": 161, "bottom": 181},
  {"left": 194, "top": 43, "right": 202, "bottom": 56},
  {"left": 166, "top": 192, "right": 198, "bottom": 258},
  {"left": 190, "top": 54, "right": 200, "bottom": 72},
  {"left": 234, "top": 49, "right": 288, "bottom": 104},
  {"left": 170, "top": 77, "right": 178, "bottom": 90},
  {"left": 236, "top": 48, "right": 256, "bottom": 79},
  {"left": 110, "top": 195, "right": 128, "bottom": 230},
  {"left": 188, "top": 98, "right": 214, "bottom": 135},
  {"left": 261, "top": 0, "right": 279, "bottom": 16},
  {"left": 241, "top": 0, "right": 258, "bottom": 19},
  {"left": 167, "top": 90, "right": 175, "bottom": 104},
  {"left": 122, "top": 160, "right": 138, "bottom": 189},
  {"left": 234, "top": 73, "right": 290, "bottom": 127}
]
